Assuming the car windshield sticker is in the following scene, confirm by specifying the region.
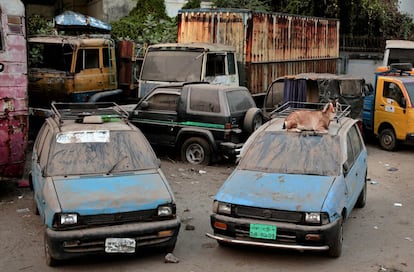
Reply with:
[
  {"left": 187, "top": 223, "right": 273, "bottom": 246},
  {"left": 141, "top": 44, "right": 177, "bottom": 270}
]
[{"left": 56, "top": 130, "right": 110, "bottom": 144}]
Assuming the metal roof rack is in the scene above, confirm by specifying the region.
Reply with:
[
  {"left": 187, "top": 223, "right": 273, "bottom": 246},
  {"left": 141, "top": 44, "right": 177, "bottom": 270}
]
[
  {"left": 51, "top": 102, "right": 129, "bottom": 123},
  {"left": 270, "top": 101, "right": 351, "bottom": 121}
]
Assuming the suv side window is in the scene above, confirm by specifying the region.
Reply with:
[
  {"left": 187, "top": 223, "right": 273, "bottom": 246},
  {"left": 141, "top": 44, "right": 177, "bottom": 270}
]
[
  {"left": 226, "top": 90, "right": 256, "bottom": 113},
  {"left": 189, "top": 88, "right": 220, "bottom": 113},
  {"left": 146, "top": 92, "right": 179, "bottom": 111}
]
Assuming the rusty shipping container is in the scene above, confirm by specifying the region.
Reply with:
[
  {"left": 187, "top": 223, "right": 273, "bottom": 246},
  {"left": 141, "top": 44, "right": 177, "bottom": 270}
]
[
  {"left": 178, "top": 9, "right": 339, "bottom": 96},
  {"left": 0, "top": 0, "right": 28, "bottom": 178}
]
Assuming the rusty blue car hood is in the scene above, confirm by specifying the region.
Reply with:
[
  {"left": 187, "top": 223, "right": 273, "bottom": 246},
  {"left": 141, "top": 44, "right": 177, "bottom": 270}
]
[
  {"left": 215, "top": 169, "right": 335, "bottom": 212},
  {"left": 52, "top": 171, "right": 173, "bottom": 215}
]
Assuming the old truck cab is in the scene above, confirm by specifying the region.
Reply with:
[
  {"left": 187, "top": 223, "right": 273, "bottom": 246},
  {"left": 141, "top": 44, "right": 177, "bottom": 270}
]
[
  {"left": 28, "top": 35, "right": 118, "bottom": 108},
  {"left": 138, "top": 43, "right": 239, "bottom": 98},
  {"left": 363, "top": 63, "right": 414, "bottom": 150}
]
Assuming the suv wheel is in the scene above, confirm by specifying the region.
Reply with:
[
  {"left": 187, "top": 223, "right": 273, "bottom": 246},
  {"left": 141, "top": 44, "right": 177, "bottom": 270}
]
[
  {"left": 244, "top": 108, "right": 263, "bottom": 133},
  {"left": 181, "top": 137, "right": 211, "bottom": 165}
]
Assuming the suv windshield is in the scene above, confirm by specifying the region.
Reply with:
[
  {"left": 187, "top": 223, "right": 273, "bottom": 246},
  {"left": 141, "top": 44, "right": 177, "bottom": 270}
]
[
  {"left": 239, "top": 132, "right": 341, "bottom": 176},
  {"left": 141, "top": 50, "right": 203, "bottom": 82},
  {"left": 47, "top": 131, "right": 158, "bottom": 176}
]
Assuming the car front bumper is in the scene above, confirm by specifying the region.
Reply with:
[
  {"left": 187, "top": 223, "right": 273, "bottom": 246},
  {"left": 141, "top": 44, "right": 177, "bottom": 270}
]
[
  {"left": 46, "top": 218, "right": 181, "bottom": 260},
  {"left": 218, "top": 142, "right": 244, "bottom": 158},
  {"left": 207, "top": 214, "right": 341, "bottom": 252}
]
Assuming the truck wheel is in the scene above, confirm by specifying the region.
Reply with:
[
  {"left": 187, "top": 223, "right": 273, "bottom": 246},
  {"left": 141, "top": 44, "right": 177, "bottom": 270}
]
[
  {"left": 244, "top": 108, "right": 263, "bottom": 134},
  {"left": 328, "top": 217, "right": 343, "bottom": 258},
  {"left": 379, "top": 128, "right": 397, "bottom": 151},
  {"left": 181, "top": 137, "right": 211, "bottom": 165}
]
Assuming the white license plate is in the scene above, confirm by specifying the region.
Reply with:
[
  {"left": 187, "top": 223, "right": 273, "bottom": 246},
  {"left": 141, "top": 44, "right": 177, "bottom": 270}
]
[{"left": 105, "top": 238, "right": 136, "bottom": 253}]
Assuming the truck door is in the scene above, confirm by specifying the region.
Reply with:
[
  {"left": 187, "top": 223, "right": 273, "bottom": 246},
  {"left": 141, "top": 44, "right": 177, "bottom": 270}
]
[
  {"left": 374, "top": 79, "right": 408, "bottom": 140},
  {"left": 73, "top": 48, "right": 108, "bottom": 101}
]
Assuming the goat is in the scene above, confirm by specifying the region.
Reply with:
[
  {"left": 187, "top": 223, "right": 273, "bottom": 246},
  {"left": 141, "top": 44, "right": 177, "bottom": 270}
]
[{"left": 282, "top": 101, "right": 337, "bottom": 133}]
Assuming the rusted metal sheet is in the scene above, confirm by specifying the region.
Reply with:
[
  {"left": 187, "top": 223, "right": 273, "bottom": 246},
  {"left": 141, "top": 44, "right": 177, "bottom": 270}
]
[
  {"left": 178, "top": 9, "right": 339, "bottom": 95},
  {"left": 0, "top": 0, "right": 28, "bottom": 178}
]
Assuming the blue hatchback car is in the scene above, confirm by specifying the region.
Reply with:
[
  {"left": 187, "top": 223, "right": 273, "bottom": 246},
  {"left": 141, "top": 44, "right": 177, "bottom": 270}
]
[
  {"left": 30, "top": 103, "right": 180, "bottom": 266},
  {"left": 207, "top": 114, "right": 367, "bottom": 257}
]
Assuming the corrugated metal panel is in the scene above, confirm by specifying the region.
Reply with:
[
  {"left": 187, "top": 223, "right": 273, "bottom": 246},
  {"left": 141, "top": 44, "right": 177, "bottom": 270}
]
[{"left": 178, "top": 9, "right": 339, "bottom": 94}]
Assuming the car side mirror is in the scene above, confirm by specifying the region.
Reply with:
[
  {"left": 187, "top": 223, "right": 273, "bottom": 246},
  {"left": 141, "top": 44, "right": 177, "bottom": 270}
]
[
  {"left": 140, "top": 100, "right": 149, "bottom": 110},
  {"left": 342, "top": 162, "right": 349, "bottom": 177},
  {"left": 401, "top": 97, "right": 407, "bottom": 108}
]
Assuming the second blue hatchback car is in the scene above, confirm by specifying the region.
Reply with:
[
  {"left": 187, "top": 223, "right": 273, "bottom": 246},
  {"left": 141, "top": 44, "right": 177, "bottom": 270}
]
[
  {"left": 30, "top": 103, "right": 180, "bottom": 266},
  {"left": 207, "top": 112, "right": 367, "bottom": 257}
]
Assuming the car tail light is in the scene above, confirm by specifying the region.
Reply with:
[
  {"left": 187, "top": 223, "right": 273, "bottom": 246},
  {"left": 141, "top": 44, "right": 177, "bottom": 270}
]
[{"left": 224, "top": 122, "right": 232, "bottom": 141}]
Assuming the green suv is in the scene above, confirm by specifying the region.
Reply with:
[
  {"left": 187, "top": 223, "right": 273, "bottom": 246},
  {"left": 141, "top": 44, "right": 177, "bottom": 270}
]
[{"left": 129, "top": 83, "right": 263, "bottom": 165}]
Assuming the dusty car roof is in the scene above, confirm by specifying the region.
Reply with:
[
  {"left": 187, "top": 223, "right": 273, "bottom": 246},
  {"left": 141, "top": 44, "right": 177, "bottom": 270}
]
[{"left": 57, "top": 119, "right": 134, "bottom": 132}]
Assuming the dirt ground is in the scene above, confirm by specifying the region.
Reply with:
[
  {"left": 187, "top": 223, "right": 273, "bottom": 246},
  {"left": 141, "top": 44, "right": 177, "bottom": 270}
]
[{"left": 0, "top": 143, "right": 413, "bottom": 272}]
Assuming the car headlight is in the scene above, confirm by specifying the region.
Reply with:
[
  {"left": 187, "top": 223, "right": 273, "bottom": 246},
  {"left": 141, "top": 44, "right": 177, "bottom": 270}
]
[
  {"left": 158, "top": 205, "right": 173, "bottom": 217},
  {"left": 305, "top": 212, "right": 330, "bottom": 225},
  {"left": 59, "top": 213, "right": 78, "bottom": 225},
  {"left": 213, "top": 201, "right": 232, "bottom": 215}
]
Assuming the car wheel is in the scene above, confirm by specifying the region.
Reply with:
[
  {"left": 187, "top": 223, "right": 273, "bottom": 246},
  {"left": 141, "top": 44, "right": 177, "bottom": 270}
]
[
  {"left": 44, "top": 233, "right": 59, "bottom": 267},
  {"left": 181, "top": 137, "right": 211, "bottom": 165},
  {"left": 163, "top": 236, "right": 178, "bottom": 253},
  {"left": 355, "top": 174, "right": 367, "bottom": 208},
  {"left": 244, "top": 108, "right": 263, "bottom": 134},
  {"left": 379, "top": 128, "right": 397, "bottom": 151},
  {"left": 328, "top": 217, "right": 343, "bottom": 258}
]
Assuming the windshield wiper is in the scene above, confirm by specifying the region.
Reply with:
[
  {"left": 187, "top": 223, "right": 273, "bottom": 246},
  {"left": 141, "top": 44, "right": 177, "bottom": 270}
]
[{"left": 107, "top": 156, "right": 128, "bottom": 175}]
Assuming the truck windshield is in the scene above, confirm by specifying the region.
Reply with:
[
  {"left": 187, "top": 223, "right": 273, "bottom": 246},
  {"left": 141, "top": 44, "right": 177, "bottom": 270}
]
[
  {"left": 404, "top": 82, "right": 414, "bottom": 106},
  {"left": 29, "top": 43, "right": 73, "bottom": 72},
  {"left": 239, "top": 132, "right": 341, "bottom": 176},
  {"left": 141, "top": 50, "right": 203, "bottom": 82}
]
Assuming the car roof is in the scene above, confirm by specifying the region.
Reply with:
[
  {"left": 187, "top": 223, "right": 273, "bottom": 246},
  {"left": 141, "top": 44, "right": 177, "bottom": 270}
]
[
  {"left": 152, "top": 82, "right": 249, "bottom": 93},
  {"left": 46, "top": 102, "right": 136, "bottom": 133}
]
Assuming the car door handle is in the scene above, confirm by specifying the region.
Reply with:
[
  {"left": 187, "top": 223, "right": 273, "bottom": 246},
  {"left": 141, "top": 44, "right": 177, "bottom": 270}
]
[{"left": 380, "top": 104, "right": 384, "bottom": 107}]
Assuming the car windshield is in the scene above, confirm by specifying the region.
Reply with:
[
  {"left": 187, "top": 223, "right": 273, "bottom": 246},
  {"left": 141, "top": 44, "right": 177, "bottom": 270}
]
[
  {"left": 47, "top": 130, "right": 158, "bottom": 176},
  {"left": 239, "top": 131, "right": 341, "bottom": 176}
]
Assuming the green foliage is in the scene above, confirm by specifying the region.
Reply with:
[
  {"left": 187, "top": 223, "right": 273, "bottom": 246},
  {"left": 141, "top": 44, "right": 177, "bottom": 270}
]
[
  {"left": 27, "top": 14, "right": 55, "bottom": 35},
  {"left": 212, "top": 0, "right": 271, "bottom": 12},
  {"left": 111, "top": 0, "right": 177, "bottom": 46},
  {"left": 182, "top": 0, "right": 201, "bottom": 9}
]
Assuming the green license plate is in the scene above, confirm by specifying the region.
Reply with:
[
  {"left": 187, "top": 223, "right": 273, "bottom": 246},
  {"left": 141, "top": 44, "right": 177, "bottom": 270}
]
[{"left": 249, "top": 223, "right": 277, "bottom": 240}]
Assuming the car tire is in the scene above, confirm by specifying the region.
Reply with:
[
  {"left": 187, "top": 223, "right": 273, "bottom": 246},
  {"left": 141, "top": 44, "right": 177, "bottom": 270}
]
[
  {"left": 181, "top": 137, "right": 211, "bottom": 165},
  {"left": 244, "top": 108, "right": 263, "bottom": 134},
  {"left": 355, "top": 174, "right": 367, "bottom": 208},
  {"left": 379, "top": 128, "right": 397, "bottom": 151},
  {"left": 44, "top": 233, "right": 59, "bottom": 267},
  {"left": 163, "top": 236, "right": 178, "bottom": 253},
  {"left": 328, "top": 217, "right": 343, "bottom": 258}
]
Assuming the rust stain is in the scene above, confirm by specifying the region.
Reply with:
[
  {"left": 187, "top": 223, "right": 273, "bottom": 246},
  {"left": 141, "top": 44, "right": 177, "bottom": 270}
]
[{"left": 178, "top": 9, "right": 339, "bottom": 95}]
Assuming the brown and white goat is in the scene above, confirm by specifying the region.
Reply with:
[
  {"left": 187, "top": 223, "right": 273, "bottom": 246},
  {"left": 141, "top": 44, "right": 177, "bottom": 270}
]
[{"left": 282, "top": 101, "right": 337, "bottom": 133}]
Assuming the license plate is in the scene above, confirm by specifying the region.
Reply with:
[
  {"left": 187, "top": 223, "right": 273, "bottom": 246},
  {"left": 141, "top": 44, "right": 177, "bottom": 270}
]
[
  {"left": 249, "top": 223, "right": 277, "bottom": 240},
  {"left": 105, "top": 238, "right": 136, "bottom": 253}
]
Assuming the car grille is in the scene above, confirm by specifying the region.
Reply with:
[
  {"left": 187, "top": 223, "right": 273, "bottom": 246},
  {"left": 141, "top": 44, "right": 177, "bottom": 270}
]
[
  {"left": 234, "top": 205, "right": 303, "bottom": 223},
  {"left": 80, "top": 209, "right": 158, "bottom": 226}
]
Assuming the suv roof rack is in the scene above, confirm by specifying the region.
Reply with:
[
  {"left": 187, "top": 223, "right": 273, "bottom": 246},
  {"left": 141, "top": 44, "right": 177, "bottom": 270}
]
[
  {"left": 51, "top": 102, "right": 129, "bottom": 123},
  {"left": 270, "top": 101, "right": 351, "bottom": 121}
]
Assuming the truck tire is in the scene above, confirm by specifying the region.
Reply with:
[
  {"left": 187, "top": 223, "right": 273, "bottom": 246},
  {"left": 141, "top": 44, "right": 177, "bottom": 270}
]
[
  {"left": 244, "top": 108, "right": 263, "bottom": 134},
  {"left": 379, "top": 128, "right": 397, "bottom": 151},
  {"left": 181, "top": 137, "right": 211, "bottom": 165}
]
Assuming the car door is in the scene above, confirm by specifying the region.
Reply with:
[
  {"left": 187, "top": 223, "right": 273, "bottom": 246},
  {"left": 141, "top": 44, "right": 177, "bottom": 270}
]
[
  {"left": 344, "top": 124, "right": 367, "bottom": 212},
  {"left": 31, "top": 124, "right": 53, "bottom": 220},
  {"left": 129, "top": 90, "right": 179, "bottom": 146}
]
